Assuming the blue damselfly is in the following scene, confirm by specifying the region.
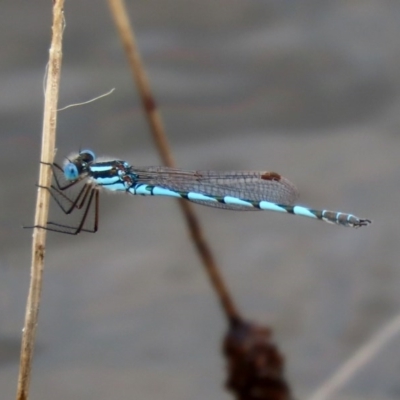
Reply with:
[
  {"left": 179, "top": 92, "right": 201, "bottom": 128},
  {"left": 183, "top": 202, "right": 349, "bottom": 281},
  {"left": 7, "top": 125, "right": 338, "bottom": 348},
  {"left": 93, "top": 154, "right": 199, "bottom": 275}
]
[{"left": 30, "top": 150, "right": 371, "bottom": 234}]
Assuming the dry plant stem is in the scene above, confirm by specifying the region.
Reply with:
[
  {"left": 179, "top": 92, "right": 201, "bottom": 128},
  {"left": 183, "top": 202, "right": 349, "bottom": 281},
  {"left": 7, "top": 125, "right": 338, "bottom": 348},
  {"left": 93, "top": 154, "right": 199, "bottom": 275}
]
[
  {"left": 308, "top": 312, "right": 400, "bottom": 400},
  {"left": 16, "top": 1, "right": 64, "bottom": 399},
  {"left": 107, "top": 0, "right": 240, "bottom": 322}
]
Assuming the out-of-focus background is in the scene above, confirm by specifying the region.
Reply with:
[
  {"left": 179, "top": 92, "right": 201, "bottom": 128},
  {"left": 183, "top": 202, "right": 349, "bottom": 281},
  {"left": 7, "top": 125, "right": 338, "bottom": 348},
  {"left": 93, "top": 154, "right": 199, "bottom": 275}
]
[{"left": 1, "top": 1, "right": 400, "bottom": 399}]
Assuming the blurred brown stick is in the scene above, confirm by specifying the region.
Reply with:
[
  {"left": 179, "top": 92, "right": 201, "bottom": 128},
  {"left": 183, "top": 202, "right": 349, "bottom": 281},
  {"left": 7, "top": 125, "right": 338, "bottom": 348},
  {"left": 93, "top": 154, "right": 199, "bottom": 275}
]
[
  {"left": 107, "top": 0, "right": 240, "bottom": 322},
  {"left": 16, "top": 1, "right": 64, "bottom": 399}
]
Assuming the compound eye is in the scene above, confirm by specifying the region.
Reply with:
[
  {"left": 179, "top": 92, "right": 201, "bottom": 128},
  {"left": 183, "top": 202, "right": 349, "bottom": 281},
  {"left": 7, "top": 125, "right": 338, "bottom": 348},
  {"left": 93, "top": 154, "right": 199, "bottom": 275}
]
[
  {"left": 79, "top": 149, "right": 95, "bottom": 163},
  {"left": 63, "top": 163, "right": 79, "bottom": 181}
]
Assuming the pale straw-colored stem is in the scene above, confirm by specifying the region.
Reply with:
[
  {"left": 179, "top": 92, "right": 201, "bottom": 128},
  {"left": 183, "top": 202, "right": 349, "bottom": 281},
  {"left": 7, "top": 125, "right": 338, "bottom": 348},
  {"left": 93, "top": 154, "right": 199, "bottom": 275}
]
[
  {"left": 16, "top": 1, "right": 64, "bottom": 399},
  {"left": 309, "top": 313, "right": 400, "bottom": 400}
]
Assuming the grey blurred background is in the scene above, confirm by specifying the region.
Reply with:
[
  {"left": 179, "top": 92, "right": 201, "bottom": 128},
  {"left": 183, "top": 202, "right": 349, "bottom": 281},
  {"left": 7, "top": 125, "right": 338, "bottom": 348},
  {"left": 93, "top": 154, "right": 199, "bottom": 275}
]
[{"left": 1, "top": 1, "right": 399, "bottom": 399}]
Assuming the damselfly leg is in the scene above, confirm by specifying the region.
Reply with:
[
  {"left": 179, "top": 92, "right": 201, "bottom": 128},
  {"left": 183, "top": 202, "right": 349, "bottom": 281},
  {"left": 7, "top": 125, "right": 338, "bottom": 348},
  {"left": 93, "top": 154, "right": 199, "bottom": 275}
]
[
  {"left": 44, "top": 188, "right": 99, "bottom": 235},
  {"left": 43, "top": 164, "right": 92, "bottom": 214},
  {"left": 26, "top": 162, "right": 99, "bottom": 234}
]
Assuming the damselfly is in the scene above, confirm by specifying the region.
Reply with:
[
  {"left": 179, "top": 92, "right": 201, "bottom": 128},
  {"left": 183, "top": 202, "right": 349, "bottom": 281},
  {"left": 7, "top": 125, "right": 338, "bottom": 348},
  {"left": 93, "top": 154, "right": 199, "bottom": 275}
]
[{"left": 30, "top": 150, "right": 371, "bottom": 234}]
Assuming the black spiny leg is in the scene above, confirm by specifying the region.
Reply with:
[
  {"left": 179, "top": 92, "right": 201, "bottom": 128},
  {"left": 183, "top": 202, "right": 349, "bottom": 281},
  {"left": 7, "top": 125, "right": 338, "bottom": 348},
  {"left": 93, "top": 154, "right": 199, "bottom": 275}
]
[
  {"left": 45, "top": 188, "right": 99, "bottom": 235},
  {"left": 24, "top": 162, "right": 99, "bottom": 234}
]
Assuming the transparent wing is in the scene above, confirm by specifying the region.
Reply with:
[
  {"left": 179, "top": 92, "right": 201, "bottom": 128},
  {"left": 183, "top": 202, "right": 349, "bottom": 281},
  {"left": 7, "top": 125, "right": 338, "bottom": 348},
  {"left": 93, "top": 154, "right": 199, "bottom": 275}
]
[{"left": 130, "top": 166, "right": 299, "bottom": 205}]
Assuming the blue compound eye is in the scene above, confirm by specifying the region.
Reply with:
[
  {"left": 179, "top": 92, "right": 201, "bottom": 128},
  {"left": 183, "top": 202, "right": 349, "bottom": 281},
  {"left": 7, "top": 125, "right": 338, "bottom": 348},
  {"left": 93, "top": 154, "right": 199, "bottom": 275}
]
[
  {"left": 79, "top": 149, "right": 95, "bottom": 163},
  {"left": 63, "top": 163, "right": 79, "bottom": 181}
]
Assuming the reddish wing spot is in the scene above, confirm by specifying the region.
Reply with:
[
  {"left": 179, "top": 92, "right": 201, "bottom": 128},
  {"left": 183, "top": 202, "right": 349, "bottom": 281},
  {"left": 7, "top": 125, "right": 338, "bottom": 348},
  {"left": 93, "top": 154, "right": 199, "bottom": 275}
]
[{"left": 261, "top": 172, "right": 281, "bottom": 181}]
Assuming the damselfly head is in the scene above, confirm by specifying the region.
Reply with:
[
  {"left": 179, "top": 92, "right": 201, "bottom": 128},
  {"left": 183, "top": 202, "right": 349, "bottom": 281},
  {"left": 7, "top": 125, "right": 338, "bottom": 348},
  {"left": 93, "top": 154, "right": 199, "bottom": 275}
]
[
  {"left": 63, "top": 163, "right": 80, "bottom": 181},
  {"left": 63, "top": 150, "right": 96, "bottom": 181}
]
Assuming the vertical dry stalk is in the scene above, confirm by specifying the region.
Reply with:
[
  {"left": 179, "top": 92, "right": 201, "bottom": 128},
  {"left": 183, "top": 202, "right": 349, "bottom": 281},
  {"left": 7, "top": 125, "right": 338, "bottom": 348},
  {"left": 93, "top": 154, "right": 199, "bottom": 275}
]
[
  {"left": 107, "top": 0, "right": 240, "bottom": 322},
  {"left": 16, "top": 1, "right": 65, "bottom": 399}
]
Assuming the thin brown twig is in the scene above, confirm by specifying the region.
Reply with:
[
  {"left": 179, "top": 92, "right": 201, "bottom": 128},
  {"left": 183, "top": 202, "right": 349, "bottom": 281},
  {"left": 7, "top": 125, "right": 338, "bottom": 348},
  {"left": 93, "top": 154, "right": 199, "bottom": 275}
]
[
  {"left": 16, "top": 1, "right": 64, "bottom": 399},
  {"left": 107, "top": 0, "right": 240, "bottom": 322}
]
